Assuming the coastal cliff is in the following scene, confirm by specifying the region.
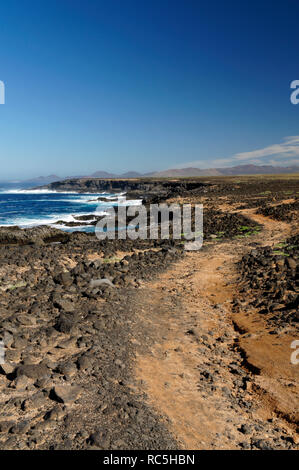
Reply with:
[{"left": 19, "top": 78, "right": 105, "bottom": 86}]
[{"left": 34, "top": 177, "right": 209, "bottom": 199}]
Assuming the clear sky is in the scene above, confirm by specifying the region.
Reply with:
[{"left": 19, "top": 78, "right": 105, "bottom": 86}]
[{"left": 0, "top": 0, "right": 299, "bottom": 179}]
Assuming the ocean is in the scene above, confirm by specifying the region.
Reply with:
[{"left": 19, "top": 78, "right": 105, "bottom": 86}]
[{"left": 0, "top": 184, "right": 125, "bottom": 232}]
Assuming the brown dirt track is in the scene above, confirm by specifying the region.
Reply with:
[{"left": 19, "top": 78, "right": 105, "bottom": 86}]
[{"left": 134, "top": 183, "right": 299, "bottom": 449}]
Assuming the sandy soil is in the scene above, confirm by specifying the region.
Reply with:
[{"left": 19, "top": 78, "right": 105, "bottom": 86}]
[{"left": 134, "top": 207, "right": 298, "bottom": 449}]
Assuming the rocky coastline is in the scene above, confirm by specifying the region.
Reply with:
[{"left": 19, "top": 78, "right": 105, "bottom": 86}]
[{"left": 0, "top": 176, "right": 298, "bottom": 450}]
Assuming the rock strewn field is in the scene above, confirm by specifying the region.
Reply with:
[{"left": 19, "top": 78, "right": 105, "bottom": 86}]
[{"left": 0, "top": 176, "right": 298, "bottom": 450}]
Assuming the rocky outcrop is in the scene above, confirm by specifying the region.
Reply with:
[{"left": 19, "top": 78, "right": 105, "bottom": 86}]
[
  {"left": 33, "top": 177, "right": 209, "bottom": 199},
  {"left": 0, "top": 233, "right": 183, "bottom": 450},
  {"left": 257, "top": 200, "right": 299, "bottom": 222},
  {"left": 236, "top": 235, "right": 298, "bottom": 326},
  {"left": 0, "top": 226, "right": 69, "bottom": 246}
]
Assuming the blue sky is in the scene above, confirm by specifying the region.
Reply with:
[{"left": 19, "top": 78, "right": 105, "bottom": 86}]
[{"left": 0, "top": 0, "right": 299, "bottom": 179}]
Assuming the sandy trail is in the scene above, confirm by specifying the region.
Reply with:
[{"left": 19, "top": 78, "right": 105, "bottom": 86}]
[{"left": 134, "top": 209, "right": 298, "bottom": 449}]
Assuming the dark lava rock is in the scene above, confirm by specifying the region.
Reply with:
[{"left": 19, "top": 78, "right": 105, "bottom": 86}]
[
  {"left": 237, "top": 234, "right": 298, "bottom": 326},
  {"left": 15, "top": 363, "right": 49, "bottom": 380},
  {"left": 239, "top": 423, "right": 252, "bottom": 435},
  {"left": 54, "top": 271, "right": 73, "bottom": 287},
  {"left": 0, "top": 226, "right": 69, "bottom": 246},
  {"left": 257, "top": 200, "right": 299, "bottom": 222},
  {"left": 251, "top": 438, "right": 273, "bottom": 450},
  {"left": 88, "top": 431, "right": 110, "bottom": 448},
  {"left": 77, "top": 354, "right": 92, "bottom": 371},
  {"left": 55, "top": 313, "right": 76, "bottom": 334},
  {"left": 50, "top": 385, "right": 82, "bottom": 404},
  {"left": 54, "top": 299, "right": 75, "bottom": 313}
]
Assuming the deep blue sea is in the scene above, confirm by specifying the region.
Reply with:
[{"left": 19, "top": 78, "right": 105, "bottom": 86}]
[{"left": 0, "top": 183, "right": 123, "bottom": 232}]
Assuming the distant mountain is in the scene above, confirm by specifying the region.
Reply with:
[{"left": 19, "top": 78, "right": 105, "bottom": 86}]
[
  {"left": 215, "top": 164, "right": 299, "bottom": 176},
  {"left": 150, "top": 167, "right": 221, "bottom": 177},
  {"left": 9, "top": 164, "right": 299, "bottom": 189},
  {"left": 23, "top": 175, "right": 63, "bottom": 185},
  {"left": 150, "top": 164, "right": 299, "bottom": 177},
  {"left": 119, "top": 171, "right": 143, "bottom": 178},
  {"left": 89, "top": 171, "right": 117, "bottom": 178}
]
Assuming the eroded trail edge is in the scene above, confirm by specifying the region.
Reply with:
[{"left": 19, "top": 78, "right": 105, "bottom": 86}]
[{"left": 134, "top": 211, "right": 298, "bottom": 450}]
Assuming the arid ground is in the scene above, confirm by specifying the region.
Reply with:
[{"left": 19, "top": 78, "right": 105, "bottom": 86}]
[{"left": 0, "top": 175, "right": 298, "bottom": 450}]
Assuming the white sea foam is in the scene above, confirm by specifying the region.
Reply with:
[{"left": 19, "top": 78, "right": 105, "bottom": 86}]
[
  {"left": 0, "top": 189, "right": 109, "bottom": 195},
  {"left": 0, "top": 210, "right": 107, "bottom": 228},
  {"left": 0, "top": 190, "right": 142, "bottom": 230},
  {"left": 52, "top": 224, "right": 94, "bottom": 230},
  {"left": 0, "top": 189, "right": 67, "bottom": 194}
]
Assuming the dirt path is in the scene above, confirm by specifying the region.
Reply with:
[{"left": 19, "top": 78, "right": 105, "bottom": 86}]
[
  {"left": 230, "top": 209, "right": 299, "bottom": 428},
  {"left": 134, "top": 210, "right": 298, "bottom": 449}
]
